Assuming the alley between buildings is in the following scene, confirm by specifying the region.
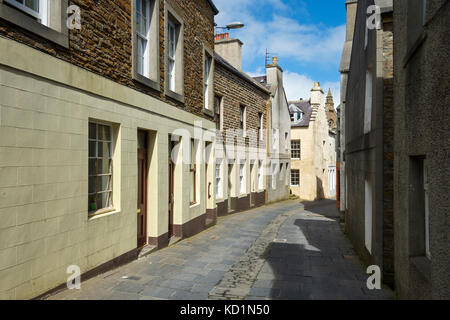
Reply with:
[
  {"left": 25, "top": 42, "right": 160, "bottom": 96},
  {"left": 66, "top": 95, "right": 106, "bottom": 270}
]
[{"left": 46, "top": 200, "right": 393, "bottom": 300}]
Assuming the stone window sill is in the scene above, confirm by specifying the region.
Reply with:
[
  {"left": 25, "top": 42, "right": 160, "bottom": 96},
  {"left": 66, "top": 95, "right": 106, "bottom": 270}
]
[
  {"left": 166, "top": 89, "right": 184, "bottom": 104},
  {"left": 133, "top": 73, "right": 160, "bottom": 92},
  {"left": 88, "top": 209, "right": 120, "bottom": 221}
]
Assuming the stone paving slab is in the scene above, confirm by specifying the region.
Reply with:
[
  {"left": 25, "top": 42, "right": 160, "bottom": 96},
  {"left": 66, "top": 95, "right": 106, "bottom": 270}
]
[{"left": 45, "top": 200, "right": 394, "bottom": 300}]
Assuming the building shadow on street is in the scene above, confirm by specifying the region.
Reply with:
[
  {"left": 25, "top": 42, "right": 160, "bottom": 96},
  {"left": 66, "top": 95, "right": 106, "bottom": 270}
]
[{"left": 260, "top": 201, "right": 393, "bottom": 300}]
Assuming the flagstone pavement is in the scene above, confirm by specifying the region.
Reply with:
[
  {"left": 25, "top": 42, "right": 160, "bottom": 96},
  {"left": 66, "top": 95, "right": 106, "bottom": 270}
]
[{"left": 46, "top": 199, "right": 394, "bottom": 300}]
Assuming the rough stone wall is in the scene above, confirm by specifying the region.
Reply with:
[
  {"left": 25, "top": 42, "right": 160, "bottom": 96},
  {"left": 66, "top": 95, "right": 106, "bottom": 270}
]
[
  {"left": 0, "top": 0, "right": 216, "bottom": 120},
  {"left": 381, "top": 15, "right": 395, "bottom": 288},
  {"left": 214, "top": 62, "right": 269, "bottom": 148},
  {"left": 393, "top": 0, "right": 450, "bottom": 299}
]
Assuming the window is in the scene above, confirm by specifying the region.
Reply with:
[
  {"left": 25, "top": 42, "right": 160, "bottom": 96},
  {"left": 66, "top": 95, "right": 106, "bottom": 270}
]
[
  {"left": 214, "top": 96, "right": 222, "bottom": 131},
  {"left": 409, "top": 156, "right": 431, "bottom": 260},
  {"left": 4, "top": 0, "right": 48, "bottom": 25},
  {"left": 272, "top": 164, "right": 277, "bottom": 189},
  {"left": 258, "top": 160, "right": 264, "bottom": 190},
  {"left": 424, "top": 159, "right": 430, "bottom": 259},
  {"left": 168, "top": 20, "right": 177, "bottom": 92},
  {"left": 291, "top": 112, "right": 303, "bottom": 123},
  {"left": 291, "top": 140, "right": 301, "bottom": 159},
  {"left": 291, "top": 170, "right": 300, "bottom": 186},
  {"left": 239, "top": 163, "right": 245, "bottom": 194},
  {"left": 88, "top": 122, "right": 114, "bottom": 215},
  {"left": 240, "top": 106, "right": 246, "bottom": 133},
  {"left": 165, "top": 4, "right": 184, "bottom": 101},
  {"left": 258, "top": 113, "right": 264, "bottom": 141},
  {"left": 0, "top": 0, "right": 69, "bottom": 47},
  {"left": 280, "top": 163, "right": 284, "bottom": 181},
  {"left": 215, "top": 161, "right": 222, "bottom": 198},
  {"left": 204, "top": 53, "right": 213, "bottom": 110},
  {"left": 364, "top": 70, "right": 373, "bottom": 134},
  {"left": 285, "top": 132, "right": 289, "bottom": 150},
  {"left": 365, "top": 180, "right": 373, "bottom": 254},
  {"left": 190, "top": 139, "right": 197, "bottom": 205},
  {"left": 133, "top": 0, "right": 159, "bottom": 88},
  {"left": 136, "top": 0, "right": 150, "bottom": 77}
]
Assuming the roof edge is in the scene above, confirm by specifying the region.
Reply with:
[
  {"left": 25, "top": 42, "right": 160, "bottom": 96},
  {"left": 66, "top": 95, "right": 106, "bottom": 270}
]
[{"left": 206, "top": 0, "right": 219, "bottom": 15}]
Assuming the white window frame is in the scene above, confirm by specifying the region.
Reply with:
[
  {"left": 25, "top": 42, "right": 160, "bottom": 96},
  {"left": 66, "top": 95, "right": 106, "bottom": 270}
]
[
  {"left": 216, "top": 161, "right": 223, "bottom": 199},
  {"left": 88, "top": 121, "right": 115, "bottom": 216},
  {"left": 136, "top": 0, "right": 151, "bottom": 78},
  {"left": 291, "top": 140, "right": 301, "bottom": 159},
  {"left": 424, "top": 159, "right": 431, "bottom": 259},
  {"left": 239, "top": 163, "right": 245, "bottom": 194},
  {"left": 272, "top": 164, "right": 277, "bottom": 189},
  {"left": 364, "top": 70, "right": 373, "bottom": 134},
  {"left": 291, "top": 169, "right": 300, "bottom": 187},
  {"left": 168, "top": 20, "right": 177, "bottom": 92},
  {"left": 4, "top": 0, "right": 48, "bottom": 25},
  {"left": 258, "top": 160, "right": 264, "bottom": 190},
  {"left": 204, "top": 54, "right": 212, "bottom": 110}
]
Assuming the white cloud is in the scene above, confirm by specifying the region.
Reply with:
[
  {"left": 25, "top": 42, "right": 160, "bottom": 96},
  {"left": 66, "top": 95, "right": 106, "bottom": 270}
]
[
  {"left": 282, "top": 71, "right": 340, "bottom": 104},
  {"left": 213, "top": 0, "right": 342, "bottom": 106},
  {"left": 213, "top": 0, "right": 345, "bottom": 68}
]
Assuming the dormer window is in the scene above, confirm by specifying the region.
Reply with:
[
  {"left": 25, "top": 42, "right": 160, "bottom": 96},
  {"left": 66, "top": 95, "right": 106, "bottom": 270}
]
[{"left": 290, "top": 111, "right": 304, "bottom": 123}]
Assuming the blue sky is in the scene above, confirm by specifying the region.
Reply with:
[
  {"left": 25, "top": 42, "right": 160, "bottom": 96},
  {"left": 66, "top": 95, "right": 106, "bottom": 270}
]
[{"left": 213, "top": 0, "right": 347, "bottom": 103}]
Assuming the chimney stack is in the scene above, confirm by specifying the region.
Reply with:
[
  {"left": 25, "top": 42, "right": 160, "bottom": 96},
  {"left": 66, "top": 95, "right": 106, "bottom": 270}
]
[
  {"left": 310, "top": 81, "right": 324, "bottom": 106},
  {"left": 215, "top": 35, "right": 243, "bottom": 70}
]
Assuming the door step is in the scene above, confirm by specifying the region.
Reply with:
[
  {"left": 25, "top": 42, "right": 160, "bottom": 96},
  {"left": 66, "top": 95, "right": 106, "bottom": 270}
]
[
  {"left": 138, "top": 245, "right": 157, "bottom": 259},
  {"left": 168, "top": 236, "right": 182, "bottom": 247},
  {"left": 205, "top": 218, "right": 216, "bottom": 227}
]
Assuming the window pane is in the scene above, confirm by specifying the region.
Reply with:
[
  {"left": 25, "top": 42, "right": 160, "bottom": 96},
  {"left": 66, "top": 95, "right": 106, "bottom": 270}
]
[
  {"left": 190, "top": 171, "right": 195, "bottom": 203},
  {"left": 89, "top": 122, "right": 97, "bottom": 139},
  {"left": 25, "top": 0, "right": 39, "bottom": 12},
  {"left": 98, "top": 159, "right": 112, "bottom": 174},
  {"left": 98, "top": 142, "right": 112, "bottom": 158},
  {"left": 88, "top": 195, "right": 96, "bottom": 212},
  {"left": 98, "top": 125, "right": 111, "bottom": 141},
  {"left": 89, "top": 141, "right": 96, "bottom": 157},
  {"left": 89, "top": 177, "right": 96, "bottom": 194},
  {"left": 97, "top": 192, "right": 112, "bottom": 210},
  {"left": 98, "top": 175, "right": 112, "bottom": 192},
  {"left": 89, "top": 159, "right": 97, "bottom": 175}
]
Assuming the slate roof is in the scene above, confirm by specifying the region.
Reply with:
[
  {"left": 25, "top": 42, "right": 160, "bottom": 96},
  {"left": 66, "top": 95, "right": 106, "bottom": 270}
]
[
  {"left": 214, "top": 53, "right": 270, "bottom": 94},
  {"left": 289, "top": 100, "right": 312, "bottom": 127},
  {"left": 252, "top": 76, "right": 271, "bottom": 90}
]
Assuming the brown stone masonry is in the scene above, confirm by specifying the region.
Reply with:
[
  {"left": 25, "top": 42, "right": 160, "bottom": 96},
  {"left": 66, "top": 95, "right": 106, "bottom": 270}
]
[{"left": 0, "top": 0, "right": 216, "bottom": 120}]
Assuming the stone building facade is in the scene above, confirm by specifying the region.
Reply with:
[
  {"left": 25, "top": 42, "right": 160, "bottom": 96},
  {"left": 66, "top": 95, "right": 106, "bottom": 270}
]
[
  {"left": 288, "top": 83, "right": 336, "bottom": 201},
  {"left": 253, "top": 59, "right": 291, "bottom": 204},
  {"left": 393, "top": 0, "right": 450, "bottom": 299},
  {"left": 338, "top": 0, "right": 358, "bottom": 220},
  {"left": 213, "top": 40, "right": 270, "bottom": 216},
  {"left": 0, "top": 0, "right": 219, "bottom": 299},
  {"left": 343, "top": 0, "right": 394, "bottom": 287}
]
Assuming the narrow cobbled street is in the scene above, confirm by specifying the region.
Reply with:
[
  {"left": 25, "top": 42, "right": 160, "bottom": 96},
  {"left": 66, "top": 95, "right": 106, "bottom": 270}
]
[{"left": 47, "top": 200, "right": 393, "bottom": 300}]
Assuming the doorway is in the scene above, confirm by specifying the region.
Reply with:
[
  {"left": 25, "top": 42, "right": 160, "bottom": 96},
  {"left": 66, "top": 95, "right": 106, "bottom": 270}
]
[
  {"left": 137, "top": 130, "right": 148, "bottom": 248},
  {"left": 168, "top": 136, "right": 175, "bottom": 238}
]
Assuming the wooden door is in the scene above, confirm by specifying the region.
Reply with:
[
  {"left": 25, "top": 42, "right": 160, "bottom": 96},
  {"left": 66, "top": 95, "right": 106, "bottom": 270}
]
[
  {"left": 168, "top": 158, "right": 175, "bottom": 238},
  {"left": 137, "top": 148, "right": 148, "bottom": 248}
]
